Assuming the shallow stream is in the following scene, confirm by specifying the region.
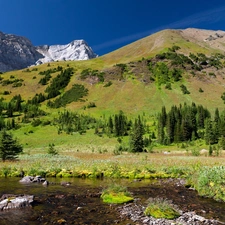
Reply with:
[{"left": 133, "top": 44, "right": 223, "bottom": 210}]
[{"left": 0, "top": 177, "right": 225, "bottom": 224}]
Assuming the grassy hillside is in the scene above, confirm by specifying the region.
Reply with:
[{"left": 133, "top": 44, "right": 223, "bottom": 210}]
[{"left": 0, "top": 28, "right": 225, "bottom": 150}]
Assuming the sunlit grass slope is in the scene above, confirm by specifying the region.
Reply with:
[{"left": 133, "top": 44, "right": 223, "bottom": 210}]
[{"left": 1, "top": 28, "right": 225, "bottom": 136}]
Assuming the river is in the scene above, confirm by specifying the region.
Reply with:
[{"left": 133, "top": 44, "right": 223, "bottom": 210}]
[{"left": 0, "top": 177, "right": 225, "bottom": 224}]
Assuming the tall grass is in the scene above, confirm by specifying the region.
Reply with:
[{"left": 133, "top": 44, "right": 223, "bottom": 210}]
[{"left": 191, "top": 166, "right": 225, "bottom": 202}]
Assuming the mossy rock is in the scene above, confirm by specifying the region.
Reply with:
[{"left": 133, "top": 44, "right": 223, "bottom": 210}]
[
  {"left": 56, "top": 172, "right": 73, "bottom": 178},
  {"left": 101, "top": 192, "right": 134, "bottom": 204},
  {"left": 45, "top": 171, "right": 58, "bottom": 177},
  {"left": 145, "top": 206, "right": 180, "bottom": 219},
  {"left": 144, "top": 198, "right": 180, "bottom": 219},
  {"left": 134, "top": 173, "right": 145, "bottom": 179}
]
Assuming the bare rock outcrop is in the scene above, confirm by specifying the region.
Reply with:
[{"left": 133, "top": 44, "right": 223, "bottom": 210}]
[
  {"left": 0, "top": 31, "right": 97, "bottom": 72},
  {"left": 0, "top": 31, "right": 42, "bottom": 72}
]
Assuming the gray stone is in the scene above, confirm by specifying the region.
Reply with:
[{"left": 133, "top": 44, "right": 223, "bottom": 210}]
[
  {"left": 118, "top": 201, "right": 219, "bottom": 225},
  {"left": 0, "top": 194, "right": 34, "bottom": 210},
  {"left": 0, "top": 31, "right": 42, "bottom": 72},
  {"left": 19, "top": 175, "right": 46, "bottom": 184}
]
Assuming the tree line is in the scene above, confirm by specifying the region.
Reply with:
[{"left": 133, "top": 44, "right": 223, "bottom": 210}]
[{"left": 157, "top": 102, "right": 225, "bottom": 146}]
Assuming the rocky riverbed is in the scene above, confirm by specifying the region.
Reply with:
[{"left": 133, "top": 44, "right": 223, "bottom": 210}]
[
  {"left": 118, "top": 200, "right": 220, "bottom": 225},
  {"left": 0, "top": 178, "right": 225, "bottom": 224}
]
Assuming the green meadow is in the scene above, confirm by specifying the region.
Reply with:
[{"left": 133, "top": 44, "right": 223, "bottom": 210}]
[{"left": 1, "top": 29, "right": 225, "bottom": 202}]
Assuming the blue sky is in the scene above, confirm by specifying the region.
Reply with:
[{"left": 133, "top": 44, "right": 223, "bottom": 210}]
[{"left": 1, "top": 0, "right": 225, "bottom": 56}]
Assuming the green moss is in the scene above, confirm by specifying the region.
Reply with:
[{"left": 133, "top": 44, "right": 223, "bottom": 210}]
[
  {"left": 101, "top": 192, "right": 134, "bottom": 204},
  {"left": 101, "top": 184, "right": 134, "bottom": 204},
  {"left": 56, "top": 172, "right": 73, "bottom": 178},
  {"left": 144, "top": 198, "right": 180, "bottom": 219}
]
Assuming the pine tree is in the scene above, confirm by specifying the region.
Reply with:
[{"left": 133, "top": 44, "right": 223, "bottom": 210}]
[
  {"left": 174, "top": 120, "right": 182, "bottom": 142},
  {"left": 6, "top": 102, "right": 14, "bottom": 117},
  {"left": 219, "top": 136, "right": 225, "bottom": 149},
  {"left": 108, "top": 116, "right": 114, "bottom": 135},
  {"left": 213, "top": 108, "right": 220, "bottom": 142},
  {"left": 204, "top": 118, "right": 214, "bottom": 145},
  {"left": 130, "top": 116, "right": 144, "bottom": 152},
  {"left": 157, "top": 114, "right": 165, "bottom": 144},
  {"left": 161, "top": 106, "right": 167, "bottom": 127},
  {"left": 114, "top": 111, "right": 127, "bottom": 136},
  {"left": 0, "top": 130, "right": 23, "bottom": 161},
  {"left": 166, "top": 111, "right": 175, "bottom": 144},
  {"left": 181, "top": 118, "right": 191, "bottom": 141},
  {"left": 209, "top": 145, "right": 213, "bottom": 156}
]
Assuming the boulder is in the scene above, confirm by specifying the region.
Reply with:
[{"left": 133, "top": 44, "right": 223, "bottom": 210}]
[
  {"left": 19, "top": 175, "right": 46, "bottom": 184},
  {"left": 0, "top": 194, "right": 34, "bottom": 210}
]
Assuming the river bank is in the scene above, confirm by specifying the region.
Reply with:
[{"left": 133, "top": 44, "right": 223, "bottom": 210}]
[{"left": 0, "top": 178, "right": 225, "bottom": 224}]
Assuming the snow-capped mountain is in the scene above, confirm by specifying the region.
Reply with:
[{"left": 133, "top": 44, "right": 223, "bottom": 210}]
[
  {"left": 36, "top": 40, "right": 97, "bottom": 65},
  {"left": 0, "top": 31, "right": 97, "bottom": 72}
]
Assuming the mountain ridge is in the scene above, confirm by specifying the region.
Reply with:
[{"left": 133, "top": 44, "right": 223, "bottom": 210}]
[
  {"left": 0, "top": 31, "right": 97, "bottom": 72},
  {"left": 101, "top": 28, "right": 225, "bottom": 66}
]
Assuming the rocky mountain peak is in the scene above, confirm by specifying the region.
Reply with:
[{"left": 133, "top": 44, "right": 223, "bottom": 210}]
[
  {"left": 0, "top": 32, "right": 42, "bottom": 72},
  {"left": 0, "top": 31, "right": 97, "bottom": 72},
  {"left": 35, "top": 39, "right": 97, "bottom": 65}
]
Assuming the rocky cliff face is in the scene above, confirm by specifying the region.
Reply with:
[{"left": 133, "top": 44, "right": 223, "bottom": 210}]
[
  {"left": 0, "top": 31, "right": 97, "bottom": 72},
  {"left": 0, "top": 31, "right": 42, "bottom": 72}
]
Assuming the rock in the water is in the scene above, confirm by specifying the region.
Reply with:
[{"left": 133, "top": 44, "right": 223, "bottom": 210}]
[
  {"left": 0, "top": 194, "right": 34, "bottom": 210},
  {"left": 42, "top": 180, "right": 49, "bottom": 186},
  {"left": 19, "top": 175, "right": 46, "bottom": 184},
  {"left": 60, "top": 181, "right": 71, "bottom": 186}
]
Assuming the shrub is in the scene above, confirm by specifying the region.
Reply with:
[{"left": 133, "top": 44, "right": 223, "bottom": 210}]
[
  {"left": 199, "top": 88, "right": 204, "bottom": 93},
  {"left": 194, "top": 166, "right": 225, "bottom": 201},
  {"left": 180, "top": 84, "right": 190, "bottom": 94},
  {"left": 12, "top": 82, "right": 23, "bottom": 87},
  {"left": 103, "top": 81, "right": 112, "bottom": 87},
  {"left": 23, "top": 69, "right": 31, "bottom": 72},
  {"left": 221, "top": 92, "right": 225, "bottom": 103},
  {"left": 165, "top": 83, "right": 172, "bottom": 90},
  {"left": 191, "top": 148, "right": 200, "bottom": 156},
  {"left": 3, "top": 91, "right": 10, "bottom": 95},
  {"left": 87, "top": 102, "right": 96, "bottom": 108},
  {"left": 31, "top": 119, "right": 42, "bottom": 127},
  {"left": 209, "top": 72, "right": 216, "bottom": 77},
  {"left": 47, "top": 143, "right": 58, "bottom": 156},
  {"left": 47, "top": 84, "right": 88, "bottom": 108}
]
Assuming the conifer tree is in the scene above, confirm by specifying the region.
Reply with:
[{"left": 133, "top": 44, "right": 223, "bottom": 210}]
[
  {"left": 166, "top": 111, "right": 175, "bottom": 144},
  {"left": 130, "top": 116, "right": 144, "bottom": 152},
  {"left": 204, "top": 118, "right": 214, "bottom": 145},
  {"left": 209, "top": 145, "right": 213, "bottom": 156},
  {"left": 108, "top": 116, "right": 114, "bottom": 135},
  {"left": 114, "top": 111, "right": 127, "bottom": 136},
  {"left": 161, "top": 106, "right": 167, "bottom": 127},
  {"left": 157, "top": 114, "right": 165, "bottom": 144},
  {"left": 0, "top": 130, "right": 23, "bottom": 161}
]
